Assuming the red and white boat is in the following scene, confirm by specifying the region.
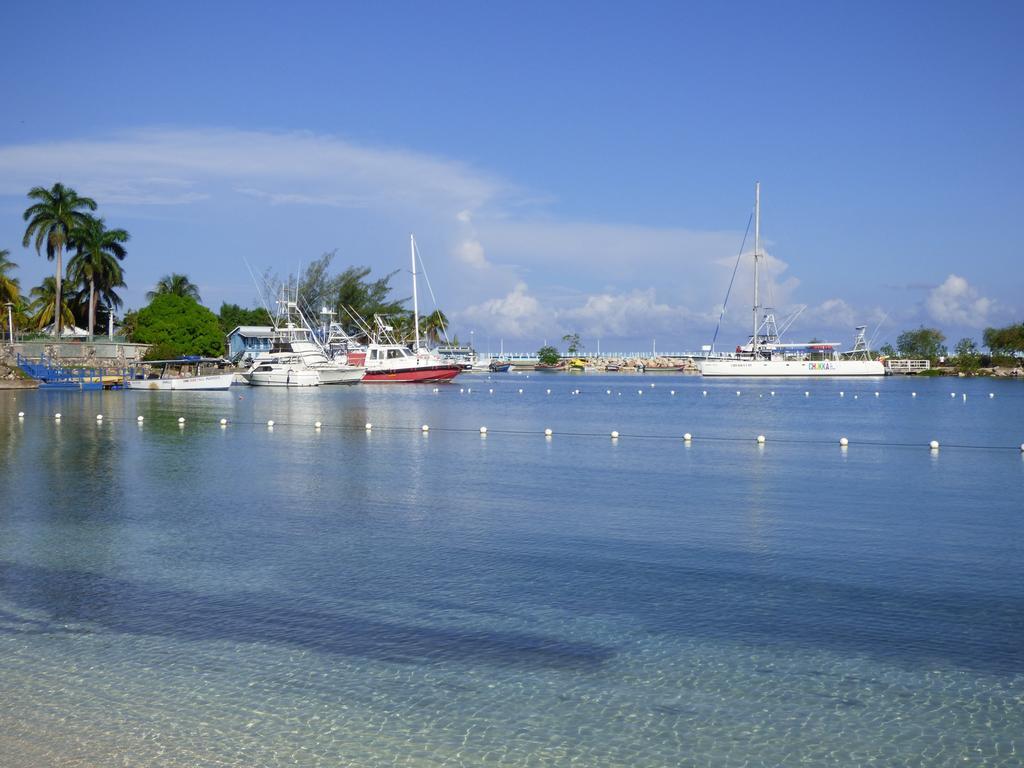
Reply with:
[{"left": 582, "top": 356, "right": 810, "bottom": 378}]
[
  {"left": 340, "top": 234, "right": 462, "bottom": 384},
  {"left": 347, "top": 345, "right": 462, "bottom": 383}
]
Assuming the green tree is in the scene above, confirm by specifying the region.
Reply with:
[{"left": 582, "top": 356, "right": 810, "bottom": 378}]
[
  {"left": 420, "top": 309, "right": 448, "bottom": 346},
  {"left": 217, "top": 302, "right": 272, "bottom": 334},
  {"left": 877, "top": 343, "right": 897, "bottom": 359},
  {"left": 21, "top": 182, "right": 98, "bottom": 337},
  {"left": 27, "top": 276, "right": 75, "bottom": 331},
  {"left": 147, "top": 273, "right": 201, "bottom": 302},
  {"left": 953, "top": 337, "right": 980, "bottom": 373},
  {"left": 537, "top": 345, "right": 560, "bottom": 365},
  {"left": 132, "top": 293, "right": 224, "bottom": 357},
  {"left": 562, "top": 332, "right": 582, "bottom": 356},
  {"left": 335, "top": 266, "right": 408, "bottom": 326},
  {"left": 983, "top": 323, "right": 1024, "bottom": 365},
  {"left": 67, "top": 217, "right": 129, "bottom": 337},
  {"left": 896, "top": 327, "right": 947, "bottom": 363},
  {"left": 0, "top": 249, "right": 20, "bottom": 307}
]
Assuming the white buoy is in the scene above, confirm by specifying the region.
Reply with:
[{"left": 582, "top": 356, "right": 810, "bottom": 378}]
[
  {"left": 950, "top": 392, "right": 956, "bottom": 398},
  {"left": 804, "top": 391, "right": 809, "bottom": 397},
  {"left": 610, "top": 430, "right": 619, "bottom": 439},
  {"left": 267, "top": 420, "right": 274, "bottom": 427},
  {"left": 840, "top": 391, "right": 845, "bottom": 397},
  {"left": 220, "top": 418, "right": 228, "bottom": 427},
  {"left": 650, "top": 383, "right": 655, "bottom": 388},
  {"left": 839, "top": 437, "right": 849, "bottom": 446},
  {"left": 467, "top": 388, "right": 472, "bottom": 394},
  {"left": 702, "top": 390, "right": 707, "bottom": 396},
  {"left": 912, "top": 392, "right": 917, "bottom": 397},
  {"left": 670, "top": 390, "right": 675, "bottom": 395},
  {"left": 489, "top": 388, "right": 493, "bottom": 394},
  {"left": 314, "top": 421, "right": 322, "bottom": 429},
  {"left": 17, "top": 411, "right": 24, "bottom": 418},
  {"left": 54, "top": 413, "right": 61, "bottom": 420},
  {"left": 479, "top": 426, "right": 487, "bottom": 434},
  {"left": 929, "top": 440, "right": 939, "bottom": 450},
  {"left": 518, "top": 388, "right": 523, "bottom": 394},
  {"left": 544, "top": 427, "right": 553, "bottom": 437},
  {"left": 365, "top": 422, "right": 372, "bottom": 430},
  {"left": 546, "top": 389, "right": 551, "bottom": 394},
  {"left": 433, "top": 387, "right": 439, "bottom": 393},
  {"left": 137, "top": 415, "right": 144, "bottom": 423},
  {"left": 962, "top": 393, "right": 967, "bottom": 401},
  {"left": 606, "top": 389, "right": 611, "bottom": 395},
  {"left": 990, "top": 393, "right": 995, "bottom": 398},
  {"left": 759, "top": 394, "right": 763, "bottom": 398},
  {"left": 459, "top": 388, "right": 464, "bottom": 393},
  {"left": 736, "top": 390, "right": 741, "bottom": 396},
  {"left": 1020, "top": 443, "right": 1024, "bottom": 453},
  {"left": 421, "top": 424, "right": 429, "bottom": 432},
  {"left": 853, "top": 395, "right": 858, "bottom": 400},
  {"left": 756, "top": 434, "right": 766, "bottom": 444},
  {"left": 177, "top": 417, "right": 185, "bottom": 424},
  {"left": 770, "top": 391, "right": 775, "bottom": 396},
  {"left": 95, "top": 414, "right": 103, "bottom": 421},
  {"left": 874, "top": 392, "right": 880, "bottom": 397},
  {"left": 683, "top": 432, "right": 692, "bottom": 441}
]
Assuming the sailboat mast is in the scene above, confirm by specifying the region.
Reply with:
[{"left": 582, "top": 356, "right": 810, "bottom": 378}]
[
  {"left": 411, "top": 233, "right": 420, "bottom": 351},
  {"left": 752, "top": 181, "right": 760, "bottom": 358}
]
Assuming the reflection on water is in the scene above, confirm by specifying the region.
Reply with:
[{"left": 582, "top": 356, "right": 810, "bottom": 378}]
[{"left": 1, "top": 376, "right": 1023, "bottom": 766}]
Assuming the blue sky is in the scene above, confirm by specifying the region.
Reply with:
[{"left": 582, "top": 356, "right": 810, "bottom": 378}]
[{"left": 1, "top": 1, "right": 1021, "bottom": 352}]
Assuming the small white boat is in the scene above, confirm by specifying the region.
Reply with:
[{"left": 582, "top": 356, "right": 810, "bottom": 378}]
[
  {"left": 245, "top": 355, "right": 320, "bottom": 387},
  {"left": 126, "top": 358, "right": 235, "bottom": 391}
]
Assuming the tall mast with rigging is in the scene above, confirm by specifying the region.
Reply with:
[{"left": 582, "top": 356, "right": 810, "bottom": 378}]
[
  {"left": 752, "top": 181, "right": 761, "bottom": 358},
  {"left": 411, "top": 233, "right": 420, "bottom": 352}
]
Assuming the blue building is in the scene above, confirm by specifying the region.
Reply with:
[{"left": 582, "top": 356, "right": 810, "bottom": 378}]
[{"left": 227, "top": 325, "right": 275, "bottom": 362}]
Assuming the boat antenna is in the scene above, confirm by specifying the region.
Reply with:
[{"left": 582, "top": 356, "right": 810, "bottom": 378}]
[
  {"left": 710, "top": 211, "right": 753, "bottom": 352},
  {"left": 243, "top": 256, "right": 275, "bottom": 325},
  {"left": 752, "top": 181, "right": 761, "bottom": 358}
]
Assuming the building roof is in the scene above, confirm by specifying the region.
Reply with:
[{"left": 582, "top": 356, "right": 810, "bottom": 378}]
[{"left": 228, "top": 325, "right": 275, "bottom": 338}]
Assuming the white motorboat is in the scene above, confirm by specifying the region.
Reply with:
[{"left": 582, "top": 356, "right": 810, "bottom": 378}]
[
  {"left": 125, "top": 358, "right": 236, "bottom": 391},
  {"left": 700, "top": 183, "right": 885, "bottom": 377},
  {"left": 244, "top": 355, "right": 320, "bottom": 387}
]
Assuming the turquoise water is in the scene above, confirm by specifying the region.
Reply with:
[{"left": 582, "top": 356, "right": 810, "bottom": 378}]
[{"left": 1, "top": 374, "right": 1022, "bottom": 766}]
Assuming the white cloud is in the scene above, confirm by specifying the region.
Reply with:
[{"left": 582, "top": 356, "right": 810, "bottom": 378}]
[
  {"left": 458, "top": 282, "right": 547, "bottom": 338},
  {"left": 456, "top": 238, "right": 488, "bottom": 268},
  {"left": 925, "top": 274, "right": 995, "bottom": 327}
]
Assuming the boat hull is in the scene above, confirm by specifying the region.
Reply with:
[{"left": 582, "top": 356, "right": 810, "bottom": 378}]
[
  {"left": 314, "top": 367, "right": 365, "bottom": 385},
  {"left": 247, "top": 370, "right": 320, "bottom": 386},
  {"left": 125, "top": 373, "right": 235, "bottom": 391},
  {"left": 362, "top": 365, "right": 462, "bottom": 383},
  {"left": 699, "top": 359, "right": 885, "bottom": 377}
]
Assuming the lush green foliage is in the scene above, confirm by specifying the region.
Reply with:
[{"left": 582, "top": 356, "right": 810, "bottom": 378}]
[
  {"left": 132, "top": 293, "right": 224, "bottom": 357},
  {"left": 294, "top": 251, "right": 409, "bottom": 333},
  {"left": 21, "top": 183, "right": 97, "bottom": 336},
  {"left": 67, "top": 216, "right": 129, "bottom": 336},
  {"left": 27, "top": 277, "right": 74, "bottom": 330},
  {"left": 896, "top": 327, "right": 947, "bottom": 362},
  {"left": 953, "top": 337, "right": 981, "bottom": 373},
  {"left": 537, "top": 345, "right": 560, "bottom": 365},
  {"left": 0, "top": 249, "right": 20, "bottom": 306},
  {"left": 983, "top": 323, "right": 1024, "bottom": 363},
  {"left": 420, "top": 309, "right": 448, "bottom": 345},
  {"left": 217, "top": 302, "right": 272, "bottom": 334},
  {"left": 147, "top": 273, "right": 201, "bottom": 302}
]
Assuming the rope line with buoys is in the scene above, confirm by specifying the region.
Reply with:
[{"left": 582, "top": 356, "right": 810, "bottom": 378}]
[{"left": 9, "top": 412, "right": 1024, "bottom": 453}]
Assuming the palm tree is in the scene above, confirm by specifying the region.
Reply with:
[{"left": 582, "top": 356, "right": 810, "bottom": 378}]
[
  {"left": 67, "top": 217, "right": 129, "bottom": 337},
  {"left": 28, "top": 276, "right": 74, "bottom": 331},
  {"left": 0, "top": 249, "right": 20, "bottom": 306},
  {"left": 147, "top": 273, "right": 201, "bottom": 302},
  {"left": 419, "top": 309, "right": 449, "bottom": 346},
  {"left": 22, "top": 183, "right": 97, "bottom": 337}
]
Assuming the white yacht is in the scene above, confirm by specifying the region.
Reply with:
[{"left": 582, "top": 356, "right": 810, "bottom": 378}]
[
  {"left": 245, "top": 355, "right": 320, "bottom": 387},
  {"left": 700, "top": 183, "right": 885, "bottom": 378},
  {"left": 125, "top": 358, "right": 235, "bottom": 390}
]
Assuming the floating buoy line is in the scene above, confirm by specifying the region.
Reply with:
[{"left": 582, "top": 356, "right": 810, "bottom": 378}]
[{"left": 8, "top": 411, "right": 1022, "bottom": 453}]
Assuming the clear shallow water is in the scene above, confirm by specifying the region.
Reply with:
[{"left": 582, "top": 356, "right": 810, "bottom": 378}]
[{"left": 1, "top": 374, "right": 1022, "bottom": 766}]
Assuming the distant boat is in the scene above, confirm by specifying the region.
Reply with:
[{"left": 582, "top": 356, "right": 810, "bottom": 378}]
[
  {"left": 534, "top": 361, "right": 566, "bottom": 371},
  {"left": 699, "top": 183, "right": 885, "bottom": 378},
  {"left": 125, "top": 358, "right": 235, "bottom": 391},
  {"left": 488, "top": 360, "right": 511, "bottom": 373}
]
